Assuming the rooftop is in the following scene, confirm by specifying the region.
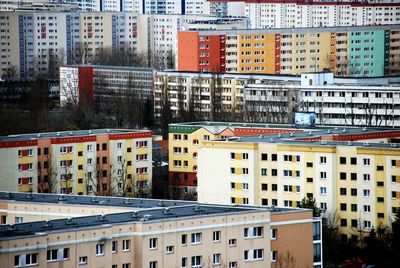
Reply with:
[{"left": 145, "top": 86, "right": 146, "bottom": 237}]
[
  {"left": 62, "top": 65, "right": 155, "bottom": 72},
  {"left": 216, "top": 127, "right": 400, "bottom": 150},
  {"left": 181, "top": 24, "right": 399, "bottom": 35},
  {"left": 0, "top": 128, "right": 151, "bottom": 143},
  {"left": 0, "top": 192, "right": 302, "bottom": 239}
]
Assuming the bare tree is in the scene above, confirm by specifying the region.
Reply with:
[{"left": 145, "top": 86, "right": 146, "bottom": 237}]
[
  {"left": 37, "top": 153, "right": 58, "bottom": 193},
  {"left": 72, "top": 42, "right": 92, "bottom": 65},
  {"left": 276, "top": 251, "right": 297, "bottom": 268}
]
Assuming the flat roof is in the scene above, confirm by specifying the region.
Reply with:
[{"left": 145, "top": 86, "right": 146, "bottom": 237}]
[
  {"left": 0, "top": 192, "right": 304, "bottom": 239},
  {"left": 62, "top": 65, "right": 155, "bottom": 72},
  {"left": 181, "top": 24, "right": 400, "bottom": 35},
  {"left": 216, "top": 127, "right": 400, "bottom": 149},
  {"left": 169, "top": 121, "right": 302, "bottom": 128},
  {"left": 0, "top": 128, "right": 151, "bottom": 143}
]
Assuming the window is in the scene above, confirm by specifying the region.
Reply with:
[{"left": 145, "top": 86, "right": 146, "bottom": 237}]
[
  {"left": 244, "top": 227, "right": 263, "bottom": 238},
  {"left": 363, "top": 158, "right": 370, "bottom": 166},
  {"left": 213, "top": 253, "right": 221, "bottom": 265},
  {"left": 96, "top": 243, "right": 104, "bottom": 256},
  {"left": 351, "top": 188, "right": 357, "bottom": 196},
  {"left": 271, "top": 251, "right": 278, "bottom": 262},
  {"left": 254, "top": 249, "right": 263, "bottom": 260},
  {"left": 350, "top": 157, "right": 357, "bottom": 165},
  {"left": 284, "top": 155, "right": 292, "bottom": 162},
  {"left": 174, "top": 147, "right": 182, "bottom": 154},
  {"left": 242, "top": 168, "right": 248, "bottom": 175},
  {"left": 47, "top": 249, "right": 58, "bottom": 261},
  {"left": 182, "top": 234, "right": 187, "bottom": 245},
  {"left": 123, "top": 240, "right": 131, "bottom": 251},
  {"left": 112, "top": 241, "right": 117, "bottom": 253},
  {"left": 271, "top": 169, "right": 277, "bottom": 176},
  {"left": 339, "top": 157, "right": 346, "bottom": 164},
  {"left": 79, "top": 256, "right": 87, "bottom": 264},
  {"left": 261, "top": 168, "right": 267, "bottom": 176},
  {"left": 191, "top": 256, "right": 202, "bottom": 268},
  {"left": 340, "top": 173, "right": 346, "bottom": 180},
  {"left": 271, "top": 229, "right": 277, "bottom": 240},
  {"left": 261, "top": 153, "right": 268, "bottom": 161},
  {"left": 351, "top": 173, "right": 357, "bottom": 181},
  {"left": 306, "top": 162, "right": 313, "bottom": 167},
  {"left": 20, "top": 253, "right": 38, "bottom": 266},
  {"left": 320, "top": 172, "right": 327, "bottom": 180},
  {"left": 15, "top": 217, "right": 23, "bottom": 223},
  {"left": 242, "top": 153, "right": 248, "bottom": 159},
  {"left": 364, "top": 205, "right": 371, "bottom": 213},
  {"left": 364, "top": 189, "right": 370, "bottom": 197},
  {"left": 191, "top": 233, "right": 202, "bottom": 244},
  {"left": 149, "top": 261, "right": 157, "bottom": 268},
  {"left": 340, "top": 219, "right": 347, "bottom": 227},
  {"left": 320, "top": 156, "right": 327, "bottom": 164},
  {"left": 182, "top": 257, "right": 187, "bottom": 268},
  {"left": 272, "top": 184, "right": 278, "bottom": 191},
  {"left": 228, "top": 239, "right": 236, "bottom": 246},
  {"left": 123, "top": 264, "right": 131, "bottom": 268},
  {"left": 213, "top": 231, "right": 221, "bottom": 242},
  {"left": 340, "top": 188, "right": 347, "bottom": 196},
  {"left": 229, "top": 262, "right": 237, "bottom": 268},
  {"left": 149, "top": 238, "right": 157, "bottom": 249},
  {"left": 363, "top": 174, "right": 370, "bottom": 181},
  {"left": 320, "top": 187, "right": 327, "bottom": 195},
  {"left": 261, "top": 184, "right": 268, "bottom": 191},
  {"left": 174, "top": 134, "right": 182, "bottom": 141},
  {"left": 377, "top": 165, "right": 384, "bottom": 171},
  {"left": 87, "top": 144, "right": 92, "bottom": 151},
  {"left": 117, "top": 142, "right": 123, "bottom": 149},
  {"left": 320, "top": 203, "right": 327, "bottom": 211},
  {"left": 271, "top": 154, "right": 277, "bottom": 161},
  {"left": 166, "top": 246, "right": 174, "bottom": 254},
  {"left": 364, "top": 221, "right": 371, "bottom": 229},
  {"left": 340, "top": 203, "right": 347, "bottom": 211}
]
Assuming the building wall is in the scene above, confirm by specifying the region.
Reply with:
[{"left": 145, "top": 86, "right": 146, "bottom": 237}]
[
  {"left": 0, "top": 130, "right": 152, "bottom": 195},
  {"left": 0, "top": 200, "right": 132, "bottom": 224},
  {"left": 197, "top": 138, "right": 400, "bottom": 239},
  {"left": 178, "top": 31, "right": 200, "bottom": 72},
  {"left": 177, "top": 26, "right": 400, "bottom": 76}
]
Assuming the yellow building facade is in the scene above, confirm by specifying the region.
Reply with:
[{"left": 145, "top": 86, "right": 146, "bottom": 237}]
[{"left": 197, "top": 128, "right": 400, "bottom": 240}]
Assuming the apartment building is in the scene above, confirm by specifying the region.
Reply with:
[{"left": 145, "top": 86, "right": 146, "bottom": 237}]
[
  {"left": 0, "top": 129, "right": 152, "bottom": 195},
  {"left": 244, "top": 73, "right": 400, "bottom": 127},
  {"left": 0, "top": 192, "right": 322, "bottom": 268},
  {"left": 208, "top": 0, "right": 400, "bottom": 29},
  {"left": 154, "top": 71, "right": 400, "bottom": 127},
  {"left": 0, "top": 11, "right": 141, "bottom": 80},
  {"left": 59, "top": 65, "right": 155, "bottom": 105},
  {"left": 153, "top": 71, "right": 302, "bottom": 124},
  {"left": 136, "top": 14, "right": 249, "bottom": 70},
  {"left": 168, "top": 122, "right": 305, "bottom": 193},
  {"left": 177, "top": 25, "right": 400, "bottom": 76},
  {"left": 197, "top": 127, "right": 400, "bottom": 240}
]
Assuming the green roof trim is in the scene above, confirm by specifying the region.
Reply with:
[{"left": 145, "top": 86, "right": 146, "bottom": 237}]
[{"left": 169, "top": 125, "right": 202, "bottom": 134}]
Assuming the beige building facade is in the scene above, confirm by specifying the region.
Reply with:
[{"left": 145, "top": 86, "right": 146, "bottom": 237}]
[{"left": 0, "top": 192, "right": 321, "bottom": 268}]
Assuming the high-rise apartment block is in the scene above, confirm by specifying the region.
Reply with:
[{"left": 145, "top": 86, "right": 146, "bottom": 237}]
[
  {"left": 209, "top": 0, "right": 400, "bottom": 28},
  {"left": 137, "top": 14, "right": 249, "bottom": 69},
  {"left": 0, "top": 129, "right": 152, "bottom": 195},
  {"left": 197, "top": 127, "right": 400, "bottom": 240},
  {"left": 0, "top": 11, "right": 141, "bottom": 80},
  {"left": 0, "top": 192, "right": 322, "bottom": 268},
  {"left": 177, "top": 25, "right": 400, "bottom": 76}
]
